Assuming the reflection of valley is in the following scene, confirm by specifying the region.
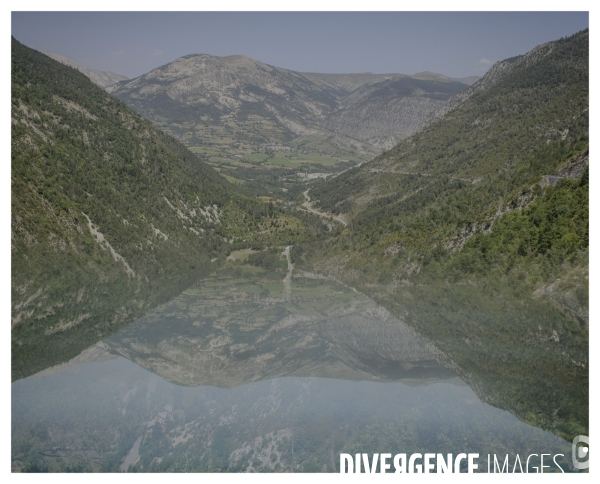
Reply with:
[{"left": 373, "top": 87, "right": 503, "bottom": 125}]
[
  {"left": 100, "top": 264, "right": 453, "bottom": 387},
  {"left": 11, "top": 264, "right": 583, "bottom": 472}
]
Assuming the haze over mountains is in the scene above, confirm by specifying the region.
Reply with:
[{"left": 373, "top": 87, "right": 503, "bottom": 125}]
[
  {"left": 43, "top": 51, "right": 129, "bottom": 89},
  {"left": 302, "top": 71, "right": 480, "bottom": 93}
]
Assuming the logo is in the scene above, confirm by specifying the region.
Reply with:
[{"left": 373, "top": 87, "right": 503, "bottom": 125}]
[{"left": 572, "top": 435, "right": 589, "bottom": 470}]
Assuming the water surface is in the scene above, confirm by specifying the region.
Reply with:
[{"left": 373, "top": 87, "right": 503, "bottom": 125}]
[{"left": 11, "top": 264, "right": 582, "bottom": 472}]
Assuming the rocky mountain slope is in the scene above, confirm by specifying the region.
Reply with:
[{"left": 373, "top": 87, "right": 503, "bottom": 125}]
[
  {"left": 43, "top": 51, "right": 129, "bottom": 88},
  {"left": 11, "top": 38, "right": 307, "bottom": 380},
  {"left": 324, "top": 75, "right": 468, "bottom": 150},
  {"left": 292, "top": 29, "right": 589, "bottom": 441},
  {"left": 107, "top": 54, "right": 472, "bottom": 157},
  {"left": 107, "top": 53, "right": 376, "bottom": 157}
]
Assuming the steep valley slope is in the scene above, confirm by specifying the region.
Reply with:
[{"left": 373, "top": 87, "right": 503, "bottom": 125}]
[
  {"left": 293, "top": 30, "right": 589, "bottom": 441},
  {"left": 11, "top": 38, "right": 310, "bottom": 380},
  {"left": 303, "top": 30, "right": 588, "bottom": 298}
]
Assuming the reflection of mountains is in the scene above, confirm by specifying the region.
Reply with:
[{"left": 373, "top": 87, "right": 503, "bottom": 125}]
[
  {"left": 100, "top": 271, "right": 455, "bottom": 388},
  {"left": 86, "top": 266, "right": 587, "bottom": 444},
  {"left": 366, "top": 281, "right": 588, "bottom": 443}
]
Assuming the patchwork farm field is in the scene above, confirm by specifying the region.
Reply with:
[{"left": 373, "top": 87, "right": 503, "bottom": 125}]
[{"left": 163, "top": 114, "right": 370, "bottom": 201}]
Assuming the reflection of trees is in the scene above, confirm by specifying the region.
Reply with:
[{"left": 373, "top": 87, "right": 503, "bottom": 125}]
[{"left": 370, "top": 280, "right": 588, "bottom": 443}]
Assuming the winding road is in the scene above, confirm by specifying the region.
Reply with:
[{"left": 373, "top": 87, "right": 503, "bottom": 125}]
[{"left": 300, "top": 189, "right": 348, "bottom": 227}]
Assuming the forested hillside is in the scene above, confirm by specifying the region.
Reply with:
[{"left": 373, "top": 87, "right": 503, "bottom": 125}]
[
  {"left": 303, "top": 30, "right": 588, "bottom": 299},
  {"left": 11, "top": 38, "right": 308, "bottom": 380},
  {"left": 293, "top": 30, "right": 589, "bottom": 441}
]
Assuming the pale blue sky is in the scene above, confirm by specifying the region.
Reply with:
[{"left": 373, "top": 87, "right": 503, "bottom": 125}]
[{"left": 12, "top": 11, "right": 589, "bottom": 79}]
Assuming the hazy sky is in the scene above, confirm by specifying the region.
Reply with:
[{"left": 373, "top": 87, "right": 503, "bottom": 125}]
[{"left": 12, "top": 11, "right": 589, "bottom": 79}]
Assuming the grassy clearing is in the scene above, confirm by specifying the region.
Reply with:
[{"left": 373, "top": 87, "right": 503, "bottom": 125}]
[
  {"left": 220, "top": 173, "right": 245, "bottom": 185},
  {"left": 226, "top": 249, "right": 259, "bottom": 262}
]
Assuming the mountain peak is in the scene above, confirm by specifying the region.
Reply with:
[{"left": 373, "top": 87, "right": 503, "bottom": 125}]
[{"left": 412, "top": 71, "right": 450, "bottom": 81}]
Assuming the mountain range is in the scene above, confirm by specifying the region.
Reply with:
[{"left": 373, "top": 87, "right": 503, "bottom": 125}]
[{"left": 106, "top": 54, "right": 474, "bottom": 154}]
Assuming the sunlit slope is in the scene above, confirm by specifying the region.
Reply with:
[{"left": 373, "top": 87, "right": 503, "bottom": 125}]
[
  {"left": 11, "top": 37, "right": 306, "bottom": 380},
  {"left": 107, "top": 53, "right": 471, "bottom": 159},
  {"left": 304, "top": 29, "right": 588, "bottom": 299},
  {"left": 294, "top": 29, "right": 588, "bottom": 443},
  {"left": 107, "top": 53, "right": 378, "bottom": 157}
]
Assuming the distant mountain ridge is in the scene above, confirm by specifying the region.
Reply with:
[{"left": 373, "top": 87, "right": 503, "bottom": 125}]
[
  {"left": 43, "top": 51, "right": 128, "bottom": 88},
  {"left": 324, "top": 75, "right": 468, "bottom": 150},
  {"left": 412, "top": 71, "right": 480, "bottom": 85},
  {"left": 107, "top": 53, "right": 380, "bottom": 157},
  {"left": 300, "top": 72, "right": 402, "bottom": 95},
  {"left": 107, "top": 53, "right": 475, "bottom": 155}
]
